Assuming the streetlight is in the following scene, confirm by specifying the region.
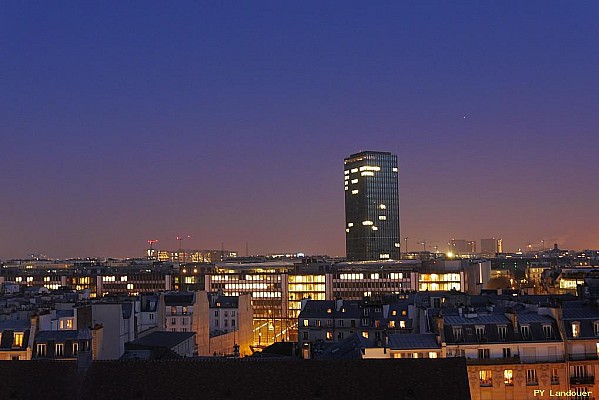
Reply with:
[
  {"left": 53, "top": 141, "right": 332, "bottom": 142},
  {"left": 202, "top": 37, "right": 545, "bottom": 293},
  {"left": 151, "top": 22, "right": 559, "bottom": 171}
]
[{"left": 404, "top": 237, "right": 408, "bottom": 254}]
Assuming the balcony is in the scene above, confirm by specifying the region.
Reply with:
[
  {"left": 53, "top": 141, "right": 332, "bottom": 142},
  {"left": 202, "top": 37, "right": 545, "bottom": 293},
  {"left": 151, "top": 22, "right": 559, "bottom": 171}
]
[
  {"left": 569, "top": 353, "right": 599, "bottom": 361},
  {"left": 466, "top": 355, "right": 565, "bottom": 365},
  {"left": 570, "top": 376, "right": 595, "bottom": 385}
]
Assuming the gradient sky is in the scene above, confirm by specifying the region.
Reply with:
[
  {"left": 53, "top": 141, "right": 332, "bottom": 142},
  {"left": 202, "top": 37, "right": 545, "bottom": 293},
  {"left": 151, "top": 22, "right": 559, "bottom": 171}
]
[{"left": 2, "top": 1, "right": 599, "bottom": 259}]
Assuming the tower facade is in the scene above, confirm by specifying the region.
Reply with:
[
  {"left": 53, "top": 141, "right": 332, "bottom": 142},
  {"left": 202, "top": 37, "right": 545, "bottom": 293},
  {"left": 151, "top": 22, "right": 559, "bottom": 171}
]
[{"left": 344, "top": 151, "right": 400, "bottom": 261}]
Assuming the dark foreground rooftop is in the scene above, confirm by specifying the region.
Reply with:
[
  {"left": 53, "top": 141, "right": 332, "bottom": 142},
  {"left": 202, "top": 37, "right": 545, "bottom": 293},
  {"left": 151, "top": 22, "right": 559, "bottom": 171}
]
[{"left": 0, "top": 358, "right": 470, "bottom": 400}]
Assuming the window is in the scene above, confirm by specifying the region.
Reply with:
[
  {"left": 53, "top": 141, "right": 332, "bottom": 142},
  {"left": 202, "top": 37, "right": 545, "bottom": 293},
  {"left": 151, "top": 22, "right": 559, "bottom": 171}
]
[
  {"left": 399, "top": 321, "right": 406, "bottom": 328},
  {"left": 543, "top": 325, "right": 552, "bottom": 339},
  {"left": 551, "top": 368, "right": 559, "bottom": 385},
  {"left": 224, "top": 319, "right": 228, "bottom": 327},
  {"left": 326, "top": 331, "right": 333, "bottom": 340},
  {"left": 171, "top": 318, "right": 176, "bottom": 324},
  {"left": 498, "top": 325, "right": 507, "bottom": 340},
  {"left": 231, "top": 319, "right": 235, "bottom": 327},
  {"left": 232, "top": 311, "right": 236, "bottom": 317},
  {"left": 327, "top": 320, "right": 333, "bottom": 327},
  {"left": 504, "top": 369, "right": 513, "bottom": 386},
  {"left": 526, "top": 369, "right": 538, "bottom": 385},
  {"left": 214, "top": 310, "right": 219, "bottom": 317},
  {"left": 224, "top": 311, "right": 228, "bottom": 317},
  {"left": 55, "top": 343, "right": 64, "bottom": 357},
  {"left": 478, "top": 349, "right": 490, "bottom": 359},
  {"left": 521, "top": 325, "right": 530, "bottom": 339},
  {"left": 479, "top": 370, "right": 492, "bottom": 387},
  {"left": 453, "top": 326, "right": 463, "bottom": 341},
  {"left": 215, "top": 319, "right": 219, "bottom": 327},
  {"left": 337, "top": 332, "right": 344, "bottom": 340},
  {"left": 36, "top": 343, "right": 46, "bottom": 357},
  {"left": 429, "top": 352, "right": 438, "bottom": 358},
  {"left": 180, "top": 317, "right": 185, "bottom": 324},
  {"left": 503, "top": 348, "right": 511, "bottom": 358},
  {"left": 303, "top": 319, "right": 308, "bottom": 327},
  {"left": 338, "top": 320, "right": 344, "bottom": 327},
  {"left": 73, "top": 342, "right": 78, "bottom": 355},
  {"left": 13, "top": 332, "right": 23, "bottom": 347},
  {"left": 475, "top": 326, "right": 486, "bottom": 340},
  {"left": 572, "top": 322, "right": 580, "bottom": 338},
  {"left": 362, "top": 331, "right": 369, "bottom": 339},
  {"left": 149, "top": 313, "right": 154, "bottom": 320},
  {"left": 389, "top": 321, "right": 395, "bottom": 328},
  {"left": 391, "top": 310, "right": 397, "bottom": 316},
  {"left": 171, "top": 306, "right": 177, "bottom": 315},
  {"left": 182, "top": 306, "right": 188, "bottom": 315},
  {"left": 302, "top": 332, "right": 308, "bottom": 340},
  {"left": 316, "top": 320, "right": 321, "bottom": 327}
]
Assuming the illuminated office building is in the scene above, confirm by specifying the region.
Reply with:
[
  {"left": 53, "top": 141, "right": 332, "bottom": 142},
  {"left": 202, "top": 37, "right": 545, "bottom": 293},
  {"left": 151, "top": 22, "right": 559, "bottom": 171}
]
[{"left": 344, "top": 151, "right": 400, "bottom": 261}]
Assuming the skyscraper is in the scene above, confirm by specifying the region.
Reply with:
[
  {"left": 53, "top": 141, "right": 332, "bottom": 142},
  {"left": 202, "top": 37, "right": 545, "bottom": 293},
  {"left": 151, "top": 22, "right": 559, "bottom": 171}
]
[{"left": 344, "top": 151, "right": 400, "bottom": 261}]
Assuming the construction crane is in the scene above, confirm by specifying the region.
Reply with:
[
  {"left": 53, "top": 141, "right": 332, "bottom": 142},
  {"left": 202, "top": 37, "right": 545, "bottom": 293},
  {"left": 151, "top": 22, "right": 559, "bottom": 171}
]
[{"left": 147, "top": 239, "right": 158, "bottom": 259}]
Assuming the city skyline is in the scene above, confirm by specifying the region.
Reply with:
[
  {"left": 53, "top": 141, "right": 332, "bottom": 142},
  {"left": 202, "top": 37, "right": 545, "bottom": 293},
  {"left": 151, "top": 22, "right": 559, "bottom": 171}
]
[{"left": 2, "top": 2, "right": 599, "bottom": 259}]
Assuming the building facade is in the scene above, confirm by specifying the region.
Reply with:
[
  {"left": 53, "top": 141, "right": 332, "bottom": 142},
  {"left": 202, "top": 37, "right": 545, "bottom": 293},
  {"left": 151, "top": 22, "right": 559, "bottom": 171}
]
[{"left": 344, "top": 151, "right": 400, "bottom": 261}]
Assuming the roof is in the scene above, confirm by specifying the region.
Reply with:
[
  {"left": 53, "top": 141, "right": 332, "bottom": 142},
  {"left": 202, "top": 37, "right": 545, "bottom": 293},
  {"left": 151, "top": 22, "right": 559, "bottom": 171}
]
[
  {"left": 36, "top": 329, "right": 92, "bottom": 342},
  {"left": 164, "top": 292, "right": 195, "bottom": 306},
  {"left": 0, "top": 358, "right": 472, "bottom": 400},
  {"left": 126, "top": 331, "right": 195, "bottom": 349},
  {"left": 388, "top": 334, "right": 440, "bottom": 350},
  {"left": 0, "top": 319, "right": 30, "bottom": 331},
  {"left": 444, "top": 314, "right": 510, "bottom": 325}
]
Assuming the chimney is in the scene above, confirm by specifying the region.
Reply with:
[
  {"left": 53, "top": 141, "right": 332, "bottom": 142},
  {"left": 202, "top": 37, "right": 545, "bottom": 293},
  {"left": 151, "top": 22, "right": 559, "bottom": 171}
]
[{"left": 505, "top": 309, "right": 518, "bottom": 331}]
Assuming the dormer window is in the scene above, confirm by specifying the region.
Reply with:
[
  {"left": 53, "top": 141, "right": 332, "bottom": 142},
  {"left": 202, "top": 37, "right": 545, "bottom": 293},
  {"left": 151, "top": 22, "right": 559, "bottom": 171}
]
[
  {"left": 594, "top": 321, "right": 599, "bottom": 337},
  {"left": 498, "top": 325, "right": 507, "bottom": 340},
  {"left": 572, "top": 322, "right": 580, "bottom": 338},
  {"left": 542, "top": 325, "right": 552, "bottom": 339},
  {"left": 521, "top": 325, "right": 531, "bottom": 339},
  {"left": 475, "top": 325, "right": 486, "bottom": 340},
  {"left": 453, "top": 326, "right": 463, "bottom": 341}
]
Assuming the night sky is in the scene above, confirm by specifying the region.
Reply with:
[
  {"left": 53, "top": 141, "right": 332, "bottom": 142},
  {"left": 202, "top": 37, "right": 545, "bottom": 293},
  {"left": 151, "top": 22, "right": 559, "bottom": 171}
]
[{"left": 2, "top": 1, "right": 599, "bottom": 259}]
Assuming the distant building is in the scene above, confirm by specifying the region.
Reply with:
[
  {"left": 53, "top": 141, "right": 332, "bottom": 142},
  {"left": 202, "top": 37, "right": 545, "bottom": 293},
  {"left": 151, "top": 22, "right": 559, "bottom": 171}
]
[
  {"left": 451, "top": 239, "right": 476, "bottom": 256},
  {"left": 344, "top": 151, "right": 400, "bottom": 261},
  {"left": 481, "top": 238, "right": 503, "bottom": 256}
]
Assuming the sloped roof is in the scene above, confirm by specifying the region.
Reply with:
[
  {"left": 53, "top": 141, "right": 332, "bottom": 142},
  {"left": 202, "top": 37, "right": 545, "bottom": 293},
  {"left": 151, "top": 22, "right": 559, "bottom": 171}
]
[
  {"left": 0, "top": 359, "right": 470, "bottom": 400},
  {"left": 387, "top": 334, "right": 440, "bottom": 350}
]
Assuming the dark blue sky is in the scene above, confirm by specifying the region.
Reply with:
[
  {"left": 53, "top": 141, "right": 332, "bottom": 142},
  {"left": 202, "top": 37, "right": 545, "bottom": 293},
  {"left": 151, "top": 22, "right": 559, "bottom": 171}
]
[{"left": 1, "top": 1, "right": 598, "bottom": 258}]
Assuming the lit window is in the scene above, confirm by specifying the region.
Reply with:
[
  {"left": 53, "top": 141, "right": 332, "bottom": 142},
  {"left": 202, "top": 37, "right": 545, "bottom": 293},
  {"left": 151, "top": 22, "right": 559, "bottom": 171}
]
[
  {"left": 344, "top": 175, "right": 349, "bottom": 181},
  {"left": 351, "top": 190, "right": 359, "bottom": 194},
  {"left": 345, "top": 229, "right": 350, "bottom": 233},
  {"left": 378, "top": 216, "right": 386, "bottom": 220},
  {"left": 350, "top": 168, "right": 358, "bottom": 173},
  {"left": 326, "top": 331, "right": 333, "bottom": 340},
  {"left": 394, "top": 243, "right": 400, "bottom": 247},
  {"left": 479, "top": 370, "right": 492, "bottom": 387},
  {"left": 372, "top": 226, "right": 378, "bottom": 231},
  {"left": 572, "top": 322, "right": 580, "bottom": 338},
  {"left": 360, "top": 171, "right": 374, "bottom": 176},
  {"left": 344, "top": 170, "right": 349, "bottom": 175},
  {"left": 391, "top": 310, "right": 397, "bottom": 316},
  {"left": 347, "top": 223, "right": 354, "bottom": 227},
  {"left": 399, "top": 321, "right": 406, "bottom": 328},
  {"left": 504, "top": 370, "right": 513, "bottom": 386},
  {"left": 126, "top": 283, "right": 134, "bottom": 290},
  {"left": 345, "top": 187, "right": 348, "bottom": 191},
  {"left": 429, "top": 352, "right": 437, "bottom": 358},
  {"left": 362, "top": 331, "right": 369, "bottom": 339},
  {"left": 392, "top": 167, "right": 398, "bottom": 172},
  {"left": 303, "top": 319, "right": 308, "bottom": 327},
  {"left": 389, "top": 321, "right": 395, "bottom": 328},
  {"left": 44, "top": 276, "right": 50, "bottom": 282},
  {"left": 379, "top": 204, "right": 386, "bottom": 209},
  {"left": 351, "top": 179, "right": 358, "bottom": 184},
  {"left": 13, "top": 332, "right": 23, "bottom": 347},
  {"left": 362, "top": 221, "right": 373, "bottom": 226},
  {"left": 379, "top": 254, "right": 389, "bottom": 259}
]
